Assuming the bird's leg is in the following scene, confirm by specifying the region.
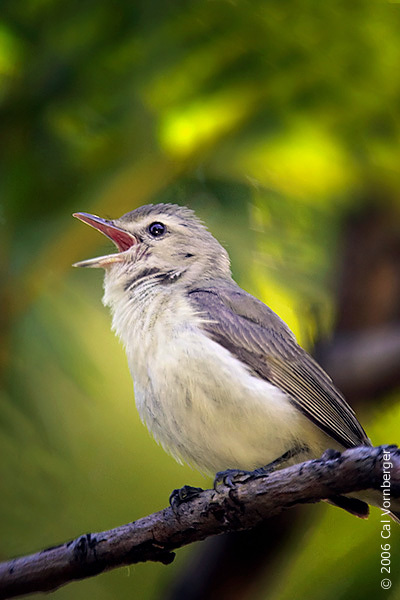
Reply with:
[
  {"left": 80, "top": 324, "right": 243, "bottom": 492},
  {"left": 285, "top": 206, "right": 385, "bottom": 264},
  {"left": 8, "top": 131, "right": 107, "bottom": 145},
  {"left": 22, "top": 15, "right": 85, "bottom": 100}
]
[
  {"left": 254, "top": 444, "right": 309, "bottom": 474},
  {"left": 169, "top": 484, "right": 204, "bottom": 510},
  {"left": 214, "top": 444, "right": 309, "bottom": 489}
]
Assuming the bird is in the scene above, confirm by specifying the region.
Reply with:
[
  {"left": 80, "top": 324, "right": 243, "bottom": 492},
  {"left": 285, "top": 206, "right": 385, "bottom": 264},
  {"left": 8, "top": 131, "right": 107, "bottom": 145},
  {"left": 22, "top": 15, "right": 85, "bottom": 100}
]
[{"left": 73, "top": 203, "right": 399, "bottom": 521}]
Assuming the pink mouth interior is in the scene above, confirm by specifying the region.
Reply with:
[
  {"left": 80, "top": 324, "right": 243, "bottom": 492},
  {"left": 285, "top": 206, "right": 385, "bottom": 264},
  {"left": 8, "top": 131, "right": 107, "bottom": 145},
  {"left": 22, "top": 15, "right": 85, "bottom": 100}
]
[
  {"left": 73, "top": 213, "right": 137, "bottom": 252},
  {"left": 100, "top": 224, "right": 137, "bottom": 252}
]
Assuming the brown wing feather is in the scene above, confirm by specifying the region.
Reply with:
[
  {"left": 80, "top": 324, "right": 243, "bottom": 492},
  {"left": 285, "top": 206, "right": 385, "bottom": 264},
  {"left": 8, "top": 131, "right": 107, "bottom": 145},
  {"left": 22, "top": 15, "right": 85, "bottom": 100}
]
[{"left": 188, "top": 281, "right": 370, "bottom": 449}]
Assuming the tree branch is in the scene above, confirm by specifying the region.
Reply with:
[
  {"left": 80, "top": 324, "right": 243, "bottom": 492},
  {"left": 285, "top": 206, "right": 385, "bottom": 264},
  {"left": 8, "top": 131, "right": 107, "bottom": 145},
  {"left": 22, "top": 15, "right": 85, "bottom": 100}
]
[{"left": 0, "top": 445, "right": 399, "bottom": 600}]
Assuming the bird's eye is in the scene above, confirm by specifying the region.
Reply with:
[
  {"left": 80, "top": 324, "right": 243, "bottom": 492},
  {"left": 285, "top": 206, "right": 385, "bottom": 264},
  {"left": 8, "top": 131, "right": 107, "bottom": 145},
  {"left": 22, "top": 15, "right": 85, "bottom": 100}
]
[{"left": 148, "top": 222, "right": 166, "bottom": 237}]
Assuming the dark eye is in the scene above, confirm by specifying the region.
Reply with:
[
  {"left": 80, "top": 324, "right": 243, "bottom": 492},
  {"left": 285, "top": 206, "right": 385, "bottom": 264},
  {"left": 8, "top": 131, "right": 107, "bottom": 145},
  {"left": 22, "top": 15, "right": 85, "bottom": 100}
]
[{"left": 148, "top": 222, "right": 166, "bottom": 237}]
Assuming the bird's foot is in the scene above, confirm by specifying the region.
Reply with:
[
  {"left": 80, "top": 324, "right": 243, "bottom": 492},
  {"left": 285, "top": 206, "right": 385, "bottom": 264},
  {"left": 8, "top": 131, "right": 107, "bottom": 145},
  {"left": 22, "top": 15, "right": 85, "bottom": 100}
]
[
  {"left": 320, "top": 448, "right": 342, "bottom": 461},
  {"left": 213, "top": 468, "right": 266, "bottom": 490},
  {"left": 214, "top": 445, "right": 309, "bottom": 491},
  {"left": 169, "top": 484, "right": 204, "bottom": 511}
]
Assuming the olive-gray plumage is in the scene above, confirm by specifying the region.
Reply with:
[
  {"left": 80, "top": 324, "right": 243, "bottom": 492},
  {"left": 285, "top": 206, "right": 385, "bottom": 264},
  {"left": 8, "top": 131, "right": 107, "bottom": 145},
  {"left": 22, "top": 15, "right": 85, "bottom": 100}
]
[
  {"left": 73, "top": 203, "right": 400, "bottom": 521},
  {"left": 73, "top": 202, "right": 369, "bottom": 468},
  {"left": 188, "top": 280, "right": 369, "bottom": 450}
]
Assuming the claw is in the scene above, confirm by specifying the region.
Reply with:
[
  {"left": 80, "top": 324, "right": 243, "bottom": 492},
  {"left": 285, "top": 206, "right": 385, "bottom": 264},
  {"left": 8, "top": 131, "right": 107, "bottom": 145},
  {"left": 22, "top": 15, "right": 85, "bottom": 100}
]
[
  {"left": 321, "top": 448, "right": 342, "bottom": 461},
  {"left": 169, "top": 485, "right": 203, "bottom": 511},
  {"left": 213, "top": 446, "right": 310, "bottom": 492},
  {"left": 213, "top": 469, "right": 253, "bottom": 491}
]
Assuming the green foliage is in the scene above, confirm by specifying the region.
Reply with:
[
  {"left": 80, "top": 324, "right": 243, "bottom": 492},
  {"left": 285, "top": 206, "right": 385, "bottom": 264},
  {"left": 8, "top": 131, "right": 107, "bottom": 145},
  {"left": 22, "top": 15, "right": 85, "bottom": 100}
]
[{"left": 1, "top": 1, "right": 400, "bottom": 598}]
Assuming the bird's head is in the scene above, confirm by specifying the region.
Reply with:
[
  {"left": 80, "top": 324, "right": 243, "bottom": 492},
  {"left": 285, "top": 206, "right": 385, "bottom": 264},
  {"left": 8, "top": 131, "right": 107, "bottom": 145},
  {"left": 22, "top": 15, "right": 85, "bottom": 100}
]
[{"left": 73, "top": 203, "right": 231, "bottom": 293}]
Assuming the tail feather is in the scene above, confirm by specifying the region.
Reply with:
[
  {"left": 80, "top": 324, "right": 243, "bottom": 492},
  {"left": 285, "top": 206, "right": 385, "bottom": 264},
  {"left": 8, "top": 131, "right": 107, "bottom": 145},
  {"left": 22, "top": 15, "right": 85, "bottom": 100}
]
[
  {"left": 335, "top": 490, "right": 400, "bottom": 525},
  {"left": 325, "top": 495, "right": 369, "bottom": 519}
]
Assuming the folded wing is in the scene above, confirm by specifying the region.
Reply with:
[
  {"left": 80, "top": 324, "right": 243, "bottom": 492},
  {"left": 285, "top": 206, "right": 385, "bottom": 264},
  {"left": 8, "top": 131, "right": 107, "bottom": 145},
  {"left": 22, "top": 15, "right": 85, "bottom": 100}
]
[{"left": 188, "top": 281, "right": 370, "bottom": 449}]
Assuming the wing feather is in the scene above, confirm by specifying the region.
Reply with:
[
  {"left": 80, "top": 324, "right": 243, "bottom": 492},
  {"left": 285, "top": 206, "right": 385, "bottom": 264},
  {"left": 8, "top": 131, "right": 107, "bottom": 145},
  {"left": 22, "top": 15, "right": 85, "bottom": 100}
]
[{"left": 188, "top": 281, "right": 370, "bottom": 449}]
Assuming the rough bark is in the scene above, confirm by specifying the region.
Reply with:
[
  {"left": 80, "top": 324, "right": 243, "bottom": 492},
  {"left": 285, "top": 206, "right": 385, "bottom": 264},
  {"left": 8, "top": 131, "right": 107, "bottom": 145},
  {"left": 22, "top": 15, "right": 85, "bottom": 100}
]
[{"left": 0, "top": 445, "right": 398, "bottom": 600}]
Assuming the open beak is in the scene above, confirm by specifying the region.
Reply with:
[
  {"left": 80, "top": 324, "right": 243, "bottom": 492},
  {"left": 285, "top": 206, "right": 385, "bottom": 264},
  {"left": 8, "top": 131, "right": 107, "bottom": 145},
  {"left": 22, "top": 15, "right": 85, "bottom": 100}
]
[{"left": 73, "top": 212, "right": 139, "bottom": 268}]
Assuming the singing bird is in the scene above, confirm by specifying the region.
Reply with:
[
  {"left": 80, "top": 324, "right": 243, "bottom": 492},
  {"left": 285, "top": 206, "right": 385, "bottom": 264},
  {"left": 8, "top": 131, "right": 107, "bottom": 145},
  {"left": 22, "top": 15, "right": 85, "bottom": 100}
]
[{"left": 73, "top": 203, "right": 399, "bottom": 521}]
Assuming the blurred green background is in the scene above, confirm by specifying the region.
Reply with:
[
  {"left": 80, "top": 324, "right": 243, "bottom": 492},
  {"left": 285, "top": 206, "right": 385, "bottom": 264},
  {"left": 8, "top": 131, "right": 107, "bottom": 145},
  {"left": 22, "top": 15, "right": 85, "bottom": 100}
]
[{"left": 1, "top": 1, "right": 400, "bottom": 599}]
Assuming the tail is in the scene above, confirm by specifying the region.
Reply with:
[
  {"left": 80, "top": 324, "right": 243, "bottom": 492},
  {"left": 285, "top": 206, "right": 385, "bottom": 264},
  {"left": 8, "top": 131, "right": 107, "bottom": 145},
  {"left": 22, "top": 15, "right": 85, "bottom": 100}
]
[
  {"left": 325, "top": 495, "right": 369, "bottom": 519},
  {"left": 389, "top": 511, "right": 400, "bottom": 525},
  {"left": 325, "top": 497, "right": 400, "bottom": 524},
  {"left": 348, "top": 490, "right": 400, "bottom": 524}
]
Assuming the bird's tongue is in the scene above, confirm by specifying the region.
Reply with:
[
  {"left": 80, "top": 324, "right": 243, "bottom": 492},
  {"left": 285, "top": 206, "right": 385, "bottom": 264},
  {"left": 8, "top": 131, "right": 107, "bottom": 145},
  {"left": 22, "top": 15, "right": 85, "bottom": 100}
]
[{"left": 73, "top": 212, "right": 138, "bottom": 251}]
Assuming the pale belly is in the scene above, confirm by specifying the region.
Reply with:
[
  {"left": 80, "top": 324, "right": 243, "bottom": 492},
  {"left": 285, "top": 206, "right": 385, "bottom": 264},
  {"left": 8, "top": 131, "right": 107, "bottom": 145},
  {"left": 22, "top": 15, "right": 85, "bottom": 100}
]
[{"left": 129, "top": 325, "right": 334, "bottom": 474}]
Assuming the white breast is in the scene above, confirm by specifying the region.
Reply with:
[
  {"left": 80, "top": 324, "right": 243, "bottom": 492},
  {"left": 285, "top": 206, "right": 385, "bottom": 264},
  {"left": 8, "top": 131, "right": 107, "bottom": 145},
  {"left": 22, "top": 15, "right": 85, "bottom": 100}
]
[{"left": 104, "top": 279, "right": 330, "bottom": 473}]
